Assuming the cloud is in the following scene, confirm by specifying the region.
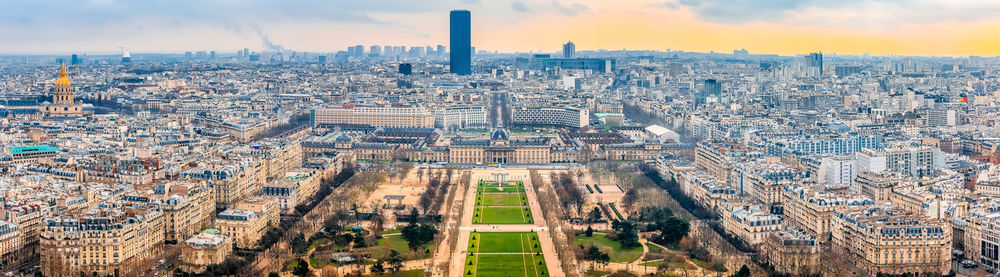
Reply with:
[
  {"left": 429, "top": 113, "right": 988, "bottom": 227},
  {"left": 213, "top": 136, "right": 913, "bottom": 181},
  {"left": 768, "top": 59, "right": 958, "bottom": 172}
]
[
  {"left": 511, "top": 1, "right": 531, "bottom": 13},
  {"left": 552, "top": 1, "right": 591, "bottom": 16},
  {"left": 461, "top": 0, "right": 483, "bottom": 4},
  {"left": 650, "top": 0, "right": 1000, "bottom": 26}
]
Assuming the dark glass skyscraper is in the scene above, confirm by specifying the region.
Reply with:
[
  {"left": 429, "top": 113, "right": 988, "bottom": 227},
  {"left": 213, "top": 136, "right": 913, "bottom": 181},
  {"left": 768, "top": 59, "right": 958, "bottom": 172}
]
[{"left": 450, "top": 10, "right": 471, "bottom": 75}]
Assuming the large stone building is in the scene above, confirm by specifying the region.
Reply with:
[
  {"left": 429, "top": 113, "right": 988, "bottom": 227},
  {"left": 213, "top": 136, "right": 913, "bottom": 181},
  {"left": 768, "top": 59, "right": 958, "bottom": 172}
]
[
  {"left": 311, "top": 104, "right": 434, "bottom": 128},
  {"left": 40, "top": 207, "right": 165, "bottom": 277},
  {"left": 831, "top": 205, "right": 952, "bottom": 276},
  {"left": 42, "top": 65, "right": 84, "bottom": 117},
  {"left": 178, "top": 229, "right": 232, "bottom": 274},
  {"left": 448, "top": 128, "right": 551, "bottom": 164}
]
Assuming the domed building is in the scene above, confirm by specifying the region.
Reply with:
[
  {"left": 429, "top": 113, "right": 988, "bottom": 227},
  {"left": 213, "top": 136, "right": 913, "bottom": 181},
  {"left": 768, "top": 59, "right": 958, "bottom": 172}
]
[{"left": 43, "top": 64, "right": 84, "bottom": 117}]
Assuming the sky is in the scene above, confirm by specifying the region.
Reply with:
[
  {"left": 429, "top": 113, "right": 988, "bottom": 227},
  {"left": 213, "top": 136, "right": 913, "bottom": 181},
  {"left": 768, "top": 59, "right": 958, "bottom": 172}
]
[{"left": 3, "top": 0, "right": 1000, "bottom": 56}]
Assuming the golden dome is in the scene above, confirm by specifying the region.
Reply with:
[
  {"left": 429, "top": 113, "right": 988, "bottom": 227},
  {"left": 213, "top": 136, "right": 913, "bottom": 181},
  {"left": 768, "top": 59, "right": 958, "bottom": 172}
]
[{"left": 55, "top": 64, "right": 71, "bottom": 87}]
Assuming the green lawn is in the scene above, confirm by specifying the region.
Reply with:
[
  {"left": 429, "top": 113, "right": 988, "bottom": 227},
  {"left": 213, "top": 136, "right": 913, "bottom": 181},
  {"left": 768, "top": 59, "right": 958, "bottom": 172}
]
[
  {"left": 468, "top": 232, "right": 541, "bottom": 253},
  {"left": 573, "top": 233, "right": 642, "bottom": 263},
  {"left": 478, "top": 194, "right": 527, "bottom": 206},
  {"left": 477, "top": 185, "right": 525, "bottom": 193},
  {"left": 639, "top": 260, "right": 661, "bottom": 267},
  {"left": 370, "top": 234, "right": 430, "bottom": 260},
  {"left": 465, "top": 254, "right": 548, "bottom": 277},
  {"left": 475, "top": 207, "right": 532, "bottom": 224},
  {"left": 645, "top": 242, "right": 665, "bottom": 254}
]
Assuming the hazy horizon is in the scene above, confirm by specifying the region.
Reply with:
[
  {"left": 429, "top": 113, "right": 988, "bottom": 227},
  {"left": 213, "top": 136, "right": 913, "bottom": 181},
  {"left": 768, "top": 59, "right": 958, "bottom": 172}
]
[{"left": 5, "top": 0, "right": 1000, "bottom": 56}]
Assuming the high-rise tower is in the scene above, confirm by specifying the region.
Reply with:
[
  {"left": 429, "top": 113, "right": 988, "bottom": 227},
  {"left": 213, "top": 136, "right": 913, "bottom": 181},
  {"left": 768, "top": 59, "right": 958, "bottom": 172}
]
[
  {"left": 450, "top": 10, "right": 471, "bottom": 75},
  {"left": 563, "top": 41, "right": 575, "bottom": 59}
]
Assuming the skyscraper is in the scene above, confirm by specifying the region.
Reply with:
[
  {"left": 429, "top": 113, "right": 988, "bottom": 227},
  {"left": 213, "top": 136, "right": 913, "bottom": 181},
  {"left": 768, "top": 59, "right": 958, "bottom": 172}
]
[
  {"left": 70, "top": 54, "right": 80, "bottom": 65},
  {"left": 450, "top": 10, "right": 471, "bottom": 75},
  {"left": 807, "top": 52, "right": 823, "bottom": 76},
  {"left": 562, "top": 41, "right": 575, "bottom": 59}
]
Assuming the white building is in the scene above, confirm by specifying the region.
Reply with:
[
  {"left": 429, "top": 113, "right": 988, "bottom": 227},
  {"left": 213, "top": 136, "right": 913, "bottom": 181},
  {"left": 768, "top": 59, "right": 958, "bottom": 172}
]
[
  {"left": 433, "top": 105, "right": 488, "bottom": 130},
  {"left": 511, "top": 106, "right": 589, "bottom": 128}
]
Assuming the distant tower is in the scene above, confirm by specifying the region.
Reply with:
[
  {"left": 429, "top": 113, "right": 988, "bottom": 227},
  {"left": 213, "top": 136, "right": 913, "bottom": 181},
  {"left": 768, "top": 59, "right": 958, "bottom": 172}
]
[
  {"left": 450, "top": 10, "right": 471, "bottom": 75},
  {"left": 53, "top": 64, "right": 74, "bottom": 105},
  {"left": 121, "top": 47, "right": 131, "bottom": 63},
  {"left": 807, "top": 52, "right": 823, "bottom": 76},
  {"left": 70, "top": 54, "right": 80, "bottom": 65},
  {"left": 563, "top": 41, "right": 575, "bottom": 59}
]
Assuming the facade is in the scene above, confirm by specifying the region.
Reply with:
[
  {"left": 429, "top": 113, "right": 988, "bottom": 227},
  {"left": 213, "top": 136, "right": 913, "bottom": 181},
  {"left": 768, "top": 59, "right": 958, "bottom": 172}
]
[
  {"left": 448, "top": 129, "right": 551, "bottom": 164},
  {"left": 311, "top": 104, "right": 435, "bottom": 128},
  {"left": 215, "top": 198, "right": 279, "bottom": 249},
  {"left": 9, "top": 145, "right": 59, "bottom": 164},
  {"left": 781, "top": 185, "right": 873, "bottom": 242},
  {"left": 759, "top": 228, "right": 821, "bottom": 276},
  {"left": 433, "top": 105, "right": 488, "bottom": 130},
  {"left": 562, "top": 41, "right": 575, "bottom": 59},
  {"left": 262, "top": 169, "right": 322, "bottom": 214},
  {"left": 42, "top": 65, "right": 84, "bottom": 117},
  {"left": 719, "top": 202, "right": 782, "bottom": 245},
  {"left": 511, "top": 106, "right": 589, "bottom": 128},
  {"left": 40, "top": 207, "right": 165, "bottom": 277},
  {"left": 856, "top": 145, "right": 944, "bottom": 178},
  {"left": 831, "top": 205, "right": 952, "bottom": 276},
  {"left": 178, "top": 229, "right": 232, "bottom": 274},
  {"left": 449, "top": 10, "right": 471, "bottom": 75},
  {"left": 181, "top": 158, "right": 265, "bottom": 210},
  {"left": 0, "top": 221, "right": 18, "bottom": 266}
]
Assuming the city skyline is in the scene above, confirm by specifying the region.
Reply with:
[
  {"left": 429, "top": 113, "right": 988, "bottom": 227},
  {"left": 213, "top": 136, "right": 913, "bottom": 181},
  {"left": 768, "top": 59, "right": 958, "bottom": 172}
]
[{"left": 5, "top": 0, "right": 1000, "bottom": 56}]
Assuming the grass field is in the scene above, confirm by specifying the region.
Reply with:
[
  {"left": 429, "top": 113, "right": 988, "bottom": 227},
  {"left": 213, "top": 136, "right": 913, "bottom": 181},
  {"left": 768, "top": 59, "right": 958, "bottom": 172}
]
[
  {"left": 474, "top": 180, "right": 532, "bottom": 224},
  {"left": 370, "top": 234, "right": 430, "bottom": 260},
  {"left": 475, "top": 207, "right": 532, "bottom": 224},
  {"left": 573, "top": 233, "right": 642, "bottom": 263},
  {"left": 478, "top": 194, "right": 527, "bottom": 206},
  {"left": 468, "top": 232, "right": 542, "bottom": 253},
  {"left": 477, "top": 185, "right": 525, "bottom": 193},
  {"left": 464, "top": 232, "right": 548, "bottom": 277}
]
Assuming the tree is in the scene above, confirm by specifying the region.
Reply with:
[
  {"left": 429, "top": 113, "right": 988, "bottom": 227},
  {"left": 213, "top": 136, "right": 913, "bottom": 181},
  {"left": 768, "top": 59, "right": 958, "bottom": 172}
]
[
  {"left": 291, "top": 233, "right": 309, "bottom": 254},
  {"left": 387, "top": 250, "right": 404, "bottom": 273},
  {"left": 291, "top": 258, "right": 311, "bottom": 276},
  {"left": 614, "top": 220, "right": 641, "bottom": 249},
  {"left": 269, "top": 272, "right": 280, "bottom": 277},
  {"left": 401, "top": 223, "right": 438, "bottom": 253},
  {"left": 622, "top": 189, "right": 639, "bottom": 210},
  {"left": 353, "top": 232, "right": 367, "bottom": 248},
  {"left": 653, "top": 216, "right": 690, "bottom": 245},
  {"left": 369, "top": 260, "right": 386, "bottom": 276},
  {"left": 731, "top": 265, "right": 751, "bottom": 277},
  {"left": 588, "top": 207, "right": 603, "bottom": 222},
  {"left": 585, "top": 226, "right": 594, "bottom": 237},
  {"left": 408, "top": 208, "right": 420, "bottom": 225}
]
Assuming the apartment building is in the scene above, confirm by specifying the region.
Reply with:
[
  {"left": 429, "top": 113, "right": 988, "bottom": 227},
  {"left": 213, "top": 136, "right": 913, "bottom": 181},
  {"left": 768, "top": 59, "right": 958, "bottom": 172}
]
[
  {"left": 40, "top": 207, "right": 165, "bottom": 277},
  {"left": 720, "top": 202, "right": 783, "bottom": 245},
  {"left": 181, "top": 158, "right": 265, "bottom": 210},
  {"left": 122, "top": 180, "right": 217, "bottom": 243},
  {"left": 510, "top": 106, "right": 589, "bottom": 128},
  {"left": 311, "top": 104, "right": 434, "bottom": 128},
  {"left": 759, "top": 227, "right": 821, "bottom": 276},
  {"left": 0, "top": 221, "right": 18, "bottom": 266},
  {"left": 261, "top": 169, "right": 322, "bottom": 213},
  {"left": 433, "top": 105, "right": 488, "bottom": 130},
  {"left": 178, "top": 229, "right": 232, "bottom": 274},
  {"left": 782, "top": 185, "right": 873, "bottom": 242},
  {"left": 831, "top": 205, "right": 952, "bottom": 276}
]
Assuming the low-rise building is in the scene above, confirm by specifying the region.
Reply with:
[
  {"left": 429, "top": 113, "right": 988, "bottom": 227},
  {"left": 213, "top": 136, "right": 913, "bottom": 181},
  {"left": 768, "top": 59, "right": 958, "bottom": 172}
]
[{"left": 178, "top": 229, "right": 232, "bottom": 274}]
